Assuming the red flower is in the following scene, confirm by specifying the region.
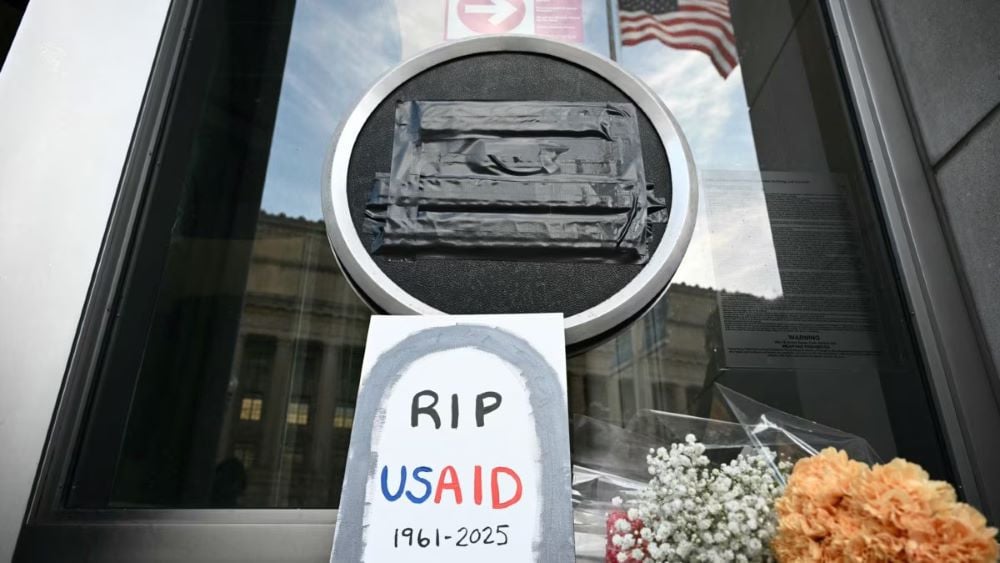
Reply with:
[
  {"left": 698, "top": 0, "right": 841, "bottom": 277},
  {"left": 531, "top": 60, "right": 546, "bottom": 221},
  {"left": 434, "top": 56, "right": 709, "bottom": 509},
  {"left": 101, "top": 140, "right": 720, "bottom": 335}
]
[{"left": 606, "top": 510, "right": 650, "bottom": 563}]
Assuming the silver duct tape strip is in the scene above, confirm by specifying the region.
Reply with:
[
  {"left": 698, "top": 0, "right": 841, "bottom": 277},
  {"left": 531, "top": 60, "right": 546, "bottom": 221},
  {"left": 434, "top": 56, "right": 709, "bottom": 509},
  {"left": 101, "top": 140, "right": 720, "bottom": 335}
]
[
  {"left": 368, "top": 175, "right": 640, "bottom": 211},
  {"left": 399, "top": 101, "right": 632, "bottom": 140},
  {"left": 374, "top": 210, "right": 647, "bottom": 263},
  {"left": 366, "top": 100, "right": 660, "bottom": 264},
  {"left": 415, "top": 137, "right": 627, "bottom": 179}
]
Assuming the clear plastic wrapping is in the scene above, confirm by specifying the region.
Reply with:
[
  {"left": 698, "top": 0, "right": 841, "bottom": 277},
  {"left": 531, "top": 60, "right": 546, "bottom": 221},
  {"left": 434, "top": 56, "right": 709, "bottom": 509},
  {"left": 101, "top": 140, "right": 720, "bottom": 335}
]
[{"left": 571, "top": 385, "right": 880, "bottom": 561}]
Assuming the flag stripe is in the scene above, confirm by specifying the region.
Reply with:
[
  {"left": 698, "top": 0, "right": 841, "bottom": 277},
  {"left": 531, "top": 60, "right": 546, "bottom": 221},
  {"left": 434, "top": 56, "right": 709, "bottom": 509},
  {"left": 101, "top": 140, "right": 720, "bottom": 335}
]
[
  {"left": 688, "top": 0, "right": 729, "bottom": 7},
  {"left": 620, "top": 20, "right": 735, "bottom": 53},
  {"left": 682, "top": 0, "right": 730, "bottom": 18},
  {"left": 618, "top": 0, "right": 737, "bottom": 78},
  {"left": 621, "top": 31, "right": 733, "bottom": 76},
  {"left": 619, "top": 12, "right": 736, "bottom": 43},
  {"left": 620, "top": 22, "right": 737, "bottom": 68},
  {"left": 620, "top": 9, "right": 733, "bottom": 33},
  {"left": 618, "top": 7, "right": 731, "bottom": 25},
  {"left": 621, "top": 26, "right": 735, "bottom": 74}
]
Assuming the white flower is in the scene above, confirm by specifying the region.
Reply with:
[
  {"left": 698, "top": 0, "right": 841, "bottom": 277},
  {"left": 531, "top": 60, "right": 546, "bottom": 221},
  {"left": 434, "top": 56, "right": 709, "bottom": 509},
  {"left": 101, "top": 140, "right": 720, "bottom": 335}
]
[{"left": 614, "top": 435, "right": 786, "bottom": 562}]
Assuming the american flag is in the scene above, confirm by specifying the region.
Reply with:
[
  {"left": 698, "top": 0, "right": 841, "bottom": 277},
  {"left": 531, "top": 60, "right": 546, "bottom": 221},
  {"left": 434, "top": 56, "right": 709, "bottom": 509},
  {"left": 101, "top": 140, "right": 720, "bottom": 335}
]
[{"left": 619, "top": 0, "right": 738, "bottom": 78}]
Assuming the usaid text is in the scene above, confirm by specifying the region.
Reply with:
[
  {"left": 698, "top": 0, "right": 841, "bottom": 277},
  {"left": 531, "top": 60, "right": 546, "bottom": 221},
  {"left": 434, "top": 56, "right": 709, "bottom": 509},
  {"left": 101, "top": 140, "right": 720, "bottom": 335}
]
[{"left": 378, "top": 389, "right": 523, "bottom": 509}]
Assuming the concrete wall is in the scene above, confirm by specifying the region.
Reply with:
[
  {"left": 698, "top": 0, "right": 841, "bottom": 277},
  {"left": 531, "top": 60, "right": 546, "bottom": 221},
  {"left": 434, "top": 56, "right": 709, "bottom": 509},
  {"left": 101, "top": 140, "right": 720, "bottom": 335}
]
[{"left": 874, "top": 0, "right": 1000, "bottom": 377}]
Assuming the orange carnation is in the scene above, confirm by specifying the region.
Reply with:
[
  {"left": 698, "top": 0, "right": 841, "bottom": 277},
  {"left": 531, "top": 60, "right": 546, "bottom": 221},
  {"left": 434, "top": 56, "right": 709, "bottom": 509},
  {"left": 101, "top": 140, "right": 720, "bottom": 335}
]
[
  {"left": 772, "top": 448, "right": 998, "bottom": 562},
  {"left": 772, "top": 449, "right": 871, "bottom": 562}
]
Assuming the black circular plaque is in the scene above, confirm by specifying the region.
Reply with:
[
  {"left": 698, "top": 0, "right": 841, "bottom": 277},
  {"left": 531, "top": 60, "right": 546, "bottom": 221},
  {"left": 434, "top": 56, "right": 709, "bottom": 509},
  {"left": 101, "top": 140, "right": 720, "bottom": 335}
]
[{"left": 323, "top": 36, "right": 697, "bottom": 347}]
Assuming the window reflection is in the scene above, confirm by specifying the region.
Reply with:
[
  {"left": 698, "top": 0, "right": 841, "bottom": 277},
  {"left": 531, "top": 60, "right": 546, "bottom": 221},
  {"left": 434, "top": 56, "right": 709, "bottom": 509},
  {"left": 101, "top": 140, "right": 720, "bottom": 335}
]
[
  {"left": 286, "top": 402, "right": 309, "bottom": 426},
  {"left": 239, "top": 397, "right": 263, "bottom": 422},
  {"left": 71, "top": 0, "right": 950, "bottom": 517},
  {"left": 571, "top": 285, "right": 718, "bottom": 426},
  {"left": 212, "top": 214, "right": 369, "bottom": 508}
]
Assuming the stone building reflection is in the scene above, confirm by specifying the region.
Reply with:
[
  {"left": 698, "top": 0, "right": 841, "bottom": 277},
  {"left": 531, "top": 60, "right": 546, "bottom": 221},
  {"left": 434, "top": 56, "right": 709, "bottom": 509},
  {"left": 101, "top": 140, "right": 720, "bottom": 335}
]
[
  {"left": 214, "top": 212, "right": 369, "bottom": 507},
  {"left": 213, "top": 212, "right": 720, "bottom": 507},
  {"left": 568, "top": 284, "right": 719, "bottom": 427}
]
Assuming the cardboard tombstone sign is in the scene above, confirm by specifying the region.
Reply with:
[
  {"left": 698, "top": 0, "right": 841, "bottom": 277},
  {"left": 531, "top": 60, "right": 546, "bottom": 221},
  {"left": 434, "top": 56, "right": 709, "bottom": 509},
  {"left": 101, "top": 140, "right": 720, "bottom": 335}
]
[{"left": 330, "top": 314, "right": 574, "bottom": 562}]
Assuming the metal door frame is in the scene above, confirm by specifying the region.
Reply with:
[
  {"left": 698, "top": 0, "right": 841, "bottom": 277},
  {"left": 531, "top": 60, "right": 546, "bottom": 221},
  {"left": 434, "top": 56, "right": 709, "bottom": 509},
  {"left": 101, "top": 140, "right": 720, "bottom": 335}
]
[
  {"left": 4, "top": 0, "right": 998, "bottom": 561},
  {"left": 827, "top": 0, "right": 1000, "bottom": 518},
  {"left": 0, "top": 0, "right": 172, "bottom": 561}
]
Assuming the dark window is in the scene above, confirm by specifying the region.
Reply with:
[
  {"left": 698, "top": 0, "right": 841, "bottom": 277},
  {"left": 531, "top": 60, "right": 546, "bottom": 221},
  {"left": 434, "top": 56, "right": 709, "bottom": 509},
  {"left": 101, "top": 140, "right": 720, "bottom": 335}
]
[
  {"left": 286, "top": 400, "right": 309, "bottom": 426},
  {"left": 66, "top": 0, "right": 371, "bottom": 510},
  {"left": 65, "top": 0, "right": 952, "bottom": 516},
  {"left": 337, "top": 346, "right": 363, "bottom": 402},
  {"left": 332, "top": 406, "right": 354, "bottom": 430},
  {"left": 240, "top": 336, "right": 276, "bottom": 394},
  {"left": 643, "top": 301, "right": 669, "bottom": 351},
  {"left": 614, "top": 331, "right": 633, "bottom": 368},
  {"left": 232, "top": 443, "right": 256, "bottom": 469}
]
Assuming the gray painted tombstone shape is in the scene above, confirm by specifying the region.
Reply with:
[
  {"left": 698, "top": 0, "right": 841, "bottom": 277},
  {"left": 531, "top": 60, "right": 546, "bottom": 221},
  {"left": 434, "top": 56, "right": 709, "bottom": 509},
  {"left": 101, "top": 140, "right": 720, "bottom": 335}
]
[{"left": 330, "top": 324, "right": 574, "bottom": 562}]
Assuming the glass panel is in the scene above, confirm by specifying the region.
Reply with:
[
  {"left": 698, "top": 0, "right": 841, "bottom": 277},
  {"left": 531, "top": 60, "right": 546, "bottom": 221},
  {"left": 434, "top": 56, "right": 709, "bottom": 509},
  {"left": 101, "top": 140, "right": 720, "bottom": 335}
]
[{"left": 69, "top": 0, "right": 950, "bottom": 518}]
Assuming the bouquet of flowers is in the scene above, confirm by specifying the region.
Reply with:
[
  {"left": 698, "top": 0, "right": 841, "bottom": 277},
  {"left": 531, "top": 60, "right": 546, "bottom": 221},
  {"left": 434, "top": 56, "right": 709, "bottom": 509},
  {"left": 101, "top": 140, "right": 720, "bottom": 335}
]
[
  {"left": 572, "top": 386, "right": 998, "bottom": 562},
  {"left": 607, "top": 434, "right": 790, "bottom": 562}
]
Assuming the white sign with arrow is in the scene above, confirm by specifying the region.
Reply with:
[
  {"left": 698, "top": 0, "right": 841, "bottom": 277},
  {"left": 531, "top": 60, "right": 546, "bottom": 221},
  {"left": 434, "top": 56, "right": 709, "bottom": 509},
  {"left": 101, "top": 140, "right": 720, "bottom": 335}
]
[
  {"left": 464, "top": 0, "right": 519, "bottom": 25},
  {"left": 446, "top": 0, "right": 535, "bottom": 39}
]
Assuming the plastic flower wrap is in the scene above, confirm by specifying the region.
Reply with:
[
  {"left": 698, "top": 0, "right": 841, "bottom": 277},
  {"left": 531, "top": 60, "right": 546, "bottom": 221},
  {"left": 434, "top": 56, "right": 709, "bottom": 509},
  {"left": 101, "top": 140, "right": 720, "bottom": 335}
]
[
  {"left": 573, "top": 385, "right": 998, "bottom": 562},
  {"left": 572, "top": 385, "right": 881, "bottom": 562}
]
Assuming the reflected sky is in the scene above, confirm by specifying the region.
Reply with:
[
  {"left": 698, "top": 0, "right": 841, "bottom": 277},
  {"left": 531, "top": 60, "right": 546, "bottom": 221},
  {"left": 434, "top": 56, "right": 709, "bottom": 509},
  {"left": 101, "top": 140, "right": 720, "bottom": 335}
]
[
  {"left": 619, "top": 43, "right": 781, "bottom": 297},
  {"left": 259, "top": 0, "right": 781, "bottom": 297},
  {"left": 260, "top": 0, "right": 400, "bottom": 221}
]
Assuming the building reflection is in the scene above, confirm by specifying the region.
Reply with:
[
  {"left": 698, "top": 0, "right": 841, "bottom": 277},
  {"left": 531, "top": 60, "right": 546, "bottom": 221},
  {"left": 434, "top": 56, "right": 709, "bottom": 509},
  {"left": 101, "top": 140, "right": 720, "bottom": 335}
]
[
  {"left": 568, "top": 284, "right": 719, "bottom": 427},
  {"left": 213, "top": 212, "right": 370, "bottom": 507},
  {"left": 213, "top": 212, "right": 721, "bottom": 507}
]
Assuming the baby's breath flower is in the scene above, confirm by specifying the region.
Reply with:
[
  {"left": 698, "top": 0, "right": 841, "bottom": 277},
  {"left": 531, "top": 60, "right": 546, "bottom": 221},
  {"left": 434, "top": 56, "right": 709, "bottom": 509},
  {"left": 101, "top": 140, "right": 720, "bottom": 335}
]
[{"left": 619, "top": 435, "right": 787, "bottom": 562}]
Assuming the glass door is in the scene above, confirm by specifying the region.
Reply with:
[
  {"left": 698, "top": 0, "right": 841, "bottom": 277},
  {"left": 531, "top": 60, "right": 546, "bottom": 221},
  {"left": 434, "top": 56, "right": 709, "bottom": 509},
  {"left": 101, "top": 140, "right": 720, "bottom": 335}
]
[{"left": 16, "top": 0, "right": 978, "bottom": 560}]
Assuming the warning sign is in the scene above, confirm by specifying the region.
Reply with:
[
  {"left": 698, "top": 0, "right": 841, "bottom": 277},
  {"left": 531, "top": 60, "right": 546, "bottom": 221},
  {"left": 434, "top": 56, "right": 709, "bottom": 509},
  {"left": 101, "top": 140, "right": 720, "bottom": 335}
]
[{"left": 446, "top": 0, "right": 583, "bottom": 43}]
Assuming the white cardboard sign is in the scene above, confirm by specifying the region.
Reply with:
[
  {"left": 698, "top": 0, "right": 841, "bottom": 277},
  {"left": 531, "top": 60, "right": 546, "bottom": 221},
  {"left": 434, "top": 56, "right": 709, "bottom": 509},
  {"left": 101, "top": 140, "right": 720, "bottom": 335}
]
[{"left": 330, "top": 314, "right": 574, "bottom": 562}]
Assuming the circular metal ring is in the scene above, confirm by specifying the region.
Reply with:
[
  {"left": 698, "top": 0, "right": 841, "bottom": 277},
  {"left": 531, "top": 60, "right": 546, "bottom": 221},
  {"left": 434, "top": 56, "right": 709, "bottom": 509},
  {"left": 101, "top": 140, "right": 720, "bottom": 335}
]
[{"left": 322, "top": 35, "right": 698, "bottom": 345}]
